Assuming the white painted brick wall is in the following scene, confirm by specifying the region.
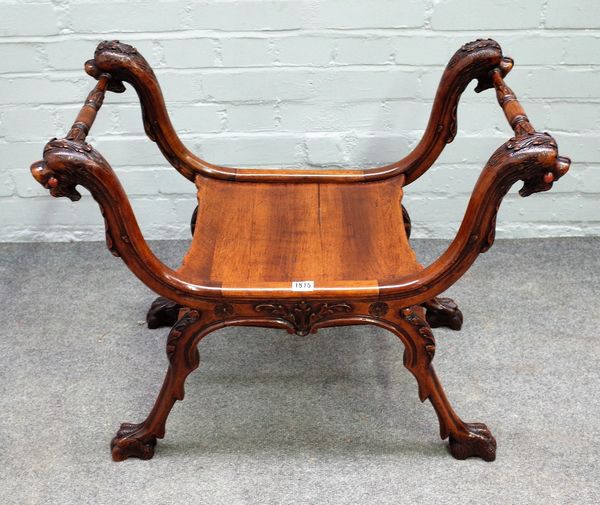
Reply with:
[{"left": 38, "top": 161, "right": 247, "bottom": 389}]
[{"left": 1, "top": 0, "right": 599, "bottom": 242}]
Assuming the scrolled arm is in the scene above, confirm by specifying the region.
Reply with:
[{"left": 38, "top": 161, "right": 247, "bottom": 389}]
[
  {"left": 29, "top": 38, "right": 570, "bottom": 307},
  {"left": 30, "top": 139, "right": 222, "bottom": 302},
  {"left": 86, "top": 40, "right": 226, "bottom": 182},
  {"left": 378, "top": 131, "right": 571, "bottom": 303},
  {"left": 29, "top": 130, "right": 570, "bottom": 306},
  {"left": 373, "top": 38, "right": 510, "bottom": 185},
  {"left": 86, "top": 39, "right": 513, "bottom": 184}
]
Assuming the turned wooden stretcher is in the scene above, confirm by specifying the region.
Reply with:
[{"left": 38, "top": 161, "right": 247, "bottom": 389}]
[{"left": 30, "top": 39, "right": 570, "bottom": 462}]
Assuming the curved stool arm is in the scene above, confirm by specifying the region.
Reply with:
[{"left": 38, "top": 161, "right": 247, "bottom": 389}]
[
  {"left": 29, "top": 39, "right": 570, "bottom": 307},
  {"left": 30, "top": 130, "right": 569, "bottom": 306},
  {"left": 87, "top": 39, "right": 508, "bottom": 184},
  {"left": 30, "top": 138, "right": 222, "bottom": 304},
  {"left": 380, "top": 132, "right": 570, "bottom": 302},
  {"left": 86, "top": 40, "right": 224, "bottom": 182},
  {"left": 380, "top": 52, "right": 571, "bottom": 303},
  {"left": 368, "top": 38, "right": 509, "bottom": 184}
]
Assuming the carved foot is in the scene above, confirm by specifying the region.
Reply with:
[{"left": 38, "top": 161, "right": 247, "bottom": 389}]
[
  {"left": 449, "top": 423, "right": 496, "bottom": 462},
  {"left": 146, "top": 296, "right": 181, "bottom": 329},
  {"left": 423, "top": 297, "right": 463, "bottom": 331},
  {"left": 110, "top": 422, "right": 157, "bottom": 461}
]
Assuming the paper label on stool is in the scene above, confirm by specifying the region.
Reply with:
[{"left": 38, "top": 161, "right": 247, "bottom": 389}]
[{"left": 292, "top": 280, "right": 314, "bottom": 291}]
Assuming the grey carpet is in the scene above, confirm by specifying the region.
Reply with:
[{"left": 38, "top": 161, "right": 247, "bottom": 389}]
[{"left": 0, "top": 238, "right": 598, "bottom": 505}]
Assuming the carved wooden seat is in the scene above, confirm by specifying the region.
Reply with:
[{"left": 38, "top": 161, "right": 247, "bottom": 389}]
[
  {"left": 30, "top": 39, "right": 570, "bottom": 462},
  {"left": 179, "top": 175, "right": 421, "bottom": 294}
]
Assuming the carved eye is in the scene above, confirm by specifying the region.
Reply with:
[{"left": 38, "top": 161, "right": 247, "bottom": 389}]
[
  {"left": 543, "top": 172, "right": 554, "bottom": 184},
  {"left": 48, "top": 177, "right": 59, "bottom": 189}
]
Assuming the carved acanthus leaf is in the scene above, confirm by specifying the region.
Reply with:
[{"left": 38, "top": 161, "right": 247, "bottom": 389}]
[
  {"left": 166, "top": 310, "right": 201, "bottom": 364},
  {"left": 506, "top": 132, "right": 557, "bottom": 152},
  {"left": 447, "top": 38, "right": 501, "bottom": 69},
  {"left": 254, "top": 301, "right": 353, "bottom": 336},
  {"left": 96, "top": 40, "right": 139, "bottom": 56},
  {"left": 44, "top": 137, "right": 93, "bottom": 156},
  {"left": 460, "top": 38, "right": 501, "bottom": 54},
  {"left": 400, "top": 308, "right": 436, "bottom": 362}
]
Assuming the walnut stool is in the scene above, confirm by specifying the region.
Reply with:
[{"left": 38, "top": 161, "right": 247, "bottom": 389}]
[{"left": 30, "top": 39, "right": 570, "bottom": 462}]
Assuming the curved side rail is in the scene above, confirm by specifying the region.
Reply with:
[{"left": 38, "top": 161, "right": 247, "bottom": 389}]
[
  {"left": 86, "top": 40, "right": 221, "bottom": 183},
  {"left": 364, "top": 39, "right": 510, "bottom": 184},
  {"left": 30, "top": 139, "right": 222, "bottom": 304},
  {"left": 30, "top": 132, "right": 569, "bottom": 306},
  {"left": 378, "top": 132, "right": 571, "bottom": 302},
  {"left": 86, "top": 39, "right": 507, "bottom": 184}
]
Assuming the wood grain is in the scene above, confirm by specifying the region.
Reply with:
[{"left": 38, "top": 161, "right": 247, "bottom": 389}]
[{"left": 178, "top": 174, "right": 419, "bottom": 289}]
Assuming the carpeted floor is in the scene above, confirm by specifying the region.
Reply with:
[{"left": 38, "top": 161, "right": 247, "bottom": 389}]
[{"left": 0, "top": 238, "right": 598, "bottom": 505}]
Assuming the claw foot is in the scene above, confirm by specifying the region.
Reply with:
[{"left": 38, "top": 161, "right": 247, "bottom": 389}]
[
  {"left": 146, "top": 296, "right": 181, "bottom": 329},
  {"left": 423, "top": 297, "right": 463, "bottom": 331},
  {"left": 449, "top": 422, "right": 497, "bottom": 461},
  {"left": 111, "top": 422, "right": 157, "bottom": 461}
]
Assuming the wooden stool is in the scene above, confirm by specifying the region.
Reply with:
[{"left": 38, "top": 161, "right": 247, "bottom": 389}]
[{"left": 30, "top": 39, "right": 570, "bottom": 462}]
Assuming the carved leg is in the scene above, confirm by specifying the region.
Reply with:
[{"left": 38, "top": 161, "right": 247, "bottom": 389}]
[
  {"left": 111, "top": 309, "right": 216, "bottom": 461},
  {"left": 422, "top": 297, "right": 463, "bottom": 331},
  {"left": 146, "top": 296, "right": 181, "bottom": 329},
  {"left": 395, "top": 307, "right": 496, "bottom": 461}
]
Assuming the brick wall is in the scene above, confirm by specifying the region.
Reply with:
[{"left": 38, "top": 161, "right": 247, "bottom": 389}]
[{"left": 1, "top": 0, "right": 598, "bottom": 242}]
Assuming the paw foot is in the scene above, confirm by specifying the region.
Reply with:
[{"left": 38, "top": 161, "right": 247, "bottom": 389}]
[
  {"left": 449, "top": 422, "right": 496, "bottom": 462},
  {"left": 424, "top": 297, "right": 463, "bottom": 331},
  {"left": 110, "top": 422, "right": 157, "bottom": 462},
  {"left": 146, "top": 297, "right": 181, "bottom": 329}
]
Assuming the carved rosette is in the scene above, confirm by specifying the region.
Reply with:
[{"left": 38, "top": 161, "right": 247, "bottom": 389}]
[
  {"left": 214, "top": 303, "right": 233, "bottom": 318},
  {"left": 166, "top": 310, "right": 201, "bottom": 364},
  {"left": 400, "top": 307, "right": 436, "bottom": 362},
  {"left": 254, "top": 301, "right": 353, "bottom": 336},
  {"left": 369, "top": 302, "right": 389, "bottom": 317}
]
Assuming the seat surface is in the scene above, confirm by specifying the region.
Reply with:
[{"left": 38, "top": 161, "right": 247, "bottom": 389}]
[{"left": 177, "top": 173, "right": 422, "bottom": 294}]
